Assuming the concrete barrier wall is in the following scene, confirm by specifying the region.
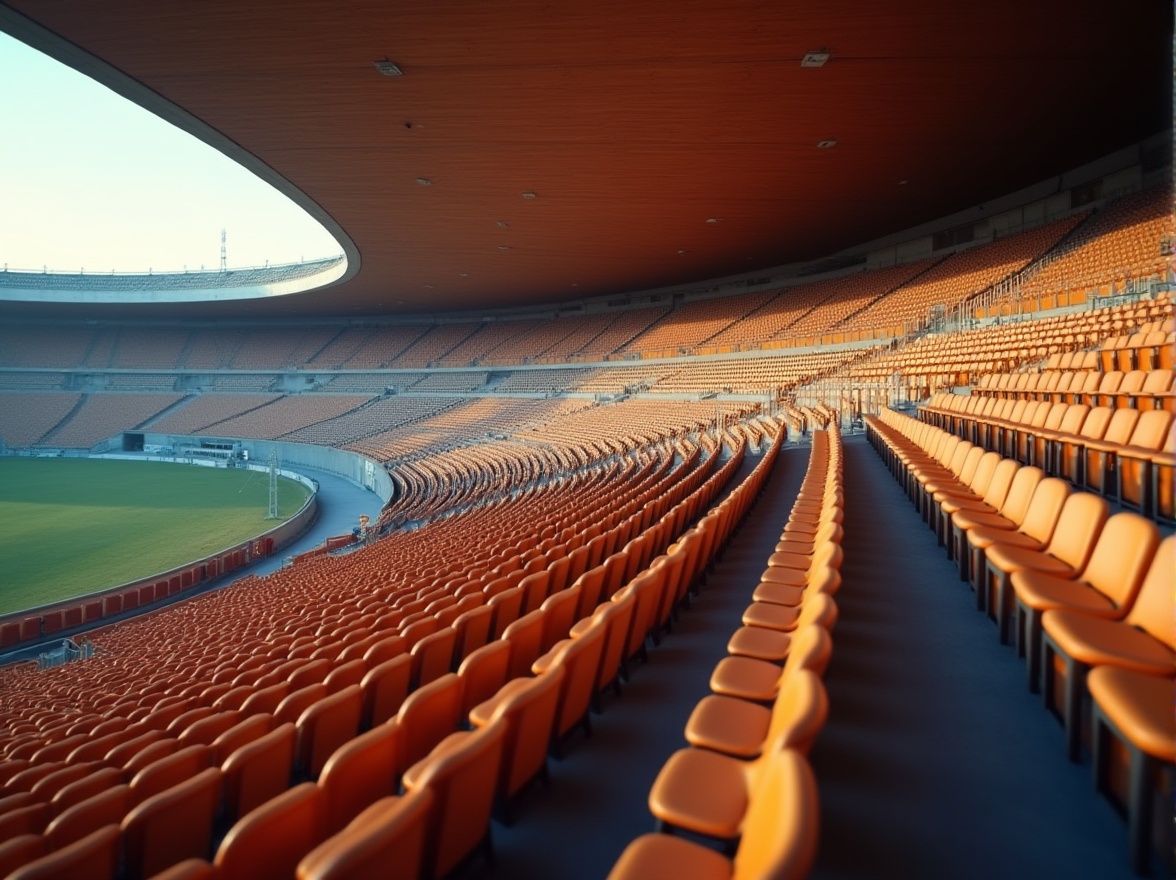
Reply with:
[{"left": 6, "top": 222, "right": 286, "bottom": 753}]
[{"left": 140, "top": 433, "right": 395, "bottom": 502}]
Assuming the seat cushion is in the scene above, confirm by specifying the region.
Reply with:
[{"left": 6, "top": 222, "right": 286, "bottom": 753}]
[
  {"left": 710, "top": 657, "right": 783, "bottom": 702},
  {"left": 1043, "top": 611, "right": 1174, "bottom": 674},
  {"left": 1087, "top": 666, "right": 1176, "bottom": 763},
  {"left": 967, "top": 528, "right": 1044, "bottom": 552},
  {"left": 727, "top": 627, "right": 791, "bottom": 662},
  {"left": 759, "top": 567, "right": 806, "bottom": 588},
  {"left": 607, "top": 833, "right": 731, "bottom": 880},
  {"left": 1011, "top": 570, "right": 1119, "bottom": 616},
  {"left": 986, "top": 543, "right": 1075, "bottom": 576},
  {"left": 741, "top": 603, "right": 802, "bottom": 632},
  {"left": 952, "top": 509, "right": 1016, "bottom": 532},
  {"left": 685, "top": 696, "right": 771, "bottom": 758},
  {"left": 751, "top": 581, "right": 805, "bottom": 607},
  {"left": 766, "top": 550, "right": 810, "bottom": 571},
  {"left": 774, "top": 538, "right": 815, "bottom": 555},
  {"left": 647, "top": 748, "right": 747, "bottom": 838}
]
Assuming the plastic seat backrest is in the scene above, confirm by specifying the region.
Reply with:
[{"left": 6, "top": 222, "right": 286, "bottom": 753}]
[
  {"left": 114, "top": 734, "right": 176, "bottom": 773},
  {"left": 288, "top": 659, "right": 332, "bottom": 692},
  {"left": 323, "top": 659, "right": 367, "bottom": 695},
  {"left": 627, "top": 568, "right": 668, "bottom": 658},
  {"left": 411, "top": 629, "right": 458, "bottom": 689},
  {"left": 519, "top": 570, "right": 553, "bottom": 615},
  {"left": 221, "top": 723, "right": 296, "bottom": 824},
  {"left": 296, "top": 789, "right": 435, "bottom": 880},
  {"left": 1017, "top": 477, "right": 1071, "bottom": 544},
  {"left": 1077, "top": 406, "right": 1113, "bottom": 441},
  {"left": 129, "top": 744, "right": 212, "bottom": 805},
  {"left": 1126, "top": 409, "right": 1172, "bottom": 449},
  {"left": 397, "top": 674, "right": 465, "bottom": 769},
  {"left": 782, "top": 622, "right": 835, "bottom": 678},
  {"left": 401, "top": 719, "right": 507, "bottom": 880},
  {"left": 765, "top": 669, "right": 829, "bottom": 757},
  {"left": 1054, "top": 403, "right": 1090, "bottom": 435},
  {"left": 49, "top": 766, "right": 125, "bottom": 816},
  {"left": 275, "top": 684, "right": 330, "bottom": 728},
  {"left": 539, "top": 585, "right": 581, "bottom": 652},
  {"left": 730, "top": 749, "right": 819, "bottom": 880},
  {"left": 211, "top": 714, "right": 273, "bottom": 766},
  {"left": 361, "top": 654, "right": 413, "bottom": 728},
  {"left": 538, "top": 620, "right": 608, "bottom": 739},
  {"left": 179, "top": 711, "right": 244, "bottom": 748},
  {"left": 572, "top": 567, "right": 608, "bottom": 620},
  {"left": 1074, "top": 512, "right": 1159, "bottom": 611},
  {"left": 8, "top": 825, "right": 120, "bottom": 880},
  {"left": 502, "top": 609, "right": 548, "bottom": 680},
  {"left": 363, "top": 634, "right": 408, "bottom": 669},
  {"left": 1043, "top": 492, "right": 1110, "bottom": 570},
  {"left": 597, "top": 590, "right": 637, "bottom": 690},
  {"left": 215, "top": 782, "right": 328, "bottom": 880},
  {"left": 1122, "top": 536, "right": 1176, "bottom": 649},
  {"left": 1099, "top": 407, "right": 1141, "bottom": 445},
  {"left": 42, "top": 784, "right": 131, "bottom": 851},
  {"left": 1141, "top": 367, "right": 1174, "bottom": 393},
  {"left": 296, "top": 685, "right": 363, "bottom": 779},
  {"left": 1041, "top": 403, "right": 1068, "bottom": 430},
  {"left": 487, "top": 586, "right": 525, "bottom": 640},
  {"left": 318, "top": 719, "right": 407, "bottom": 835},
  {"left": 473, "top": 667, "right": 566, "bottom": 800},
  {"left": 400, "top": 617, "right": 440, "bottom": 651},
  {"left": 121, "top": 767, "right": 223, "bottom": 880},
  {"left": 453, "top": 605, "right": 494, "bottom": 661},
  {"left": 456, "top": 641, "right": 512, "bottom": 718}
]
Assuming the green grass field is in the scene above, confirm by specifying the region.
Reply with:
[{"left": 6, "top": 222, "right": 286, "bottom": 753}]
[{"left": 0, "top": 458, "right": 311, "bottom": 616}]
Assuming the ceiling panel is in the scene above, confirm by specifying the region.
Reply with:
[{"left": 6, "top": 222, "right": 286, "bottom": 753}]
[{"left": 1, "top": 0, "right": 1169, "bottom": 318}]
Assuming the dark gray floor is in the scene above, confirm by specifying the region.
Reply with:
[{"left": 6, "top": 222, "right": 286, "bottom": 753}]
[{"left": 808, "top": 433, "right": 1136, "bottom": 880}]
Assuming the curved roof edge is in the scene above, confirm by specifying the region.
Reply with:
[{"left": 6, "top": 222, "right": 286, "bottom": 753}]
[
  {"left": 0, "top": 256, "right": 348, "bottom": 303},
  {"left": 0, "top": 6, "right": 361, "bottom": 298}
]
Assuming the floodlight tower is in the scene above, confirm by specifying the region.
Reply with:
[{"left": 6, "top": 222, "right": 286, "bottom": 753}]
[
  {"left": 220, "top": 229, "right": 227, "bottom": 273},
  {"left": 267, "top": 450, "right": 280, "bottom": 519}
]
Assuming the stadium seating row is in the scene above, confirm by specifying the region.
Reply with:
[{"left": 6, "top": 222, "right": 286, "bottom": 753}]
[
  {"left": 865, "top": 407, "right": 1174, "bottom": 874},
  {"left": 610, "top": 424, "right": 841, "bottom": 879}
]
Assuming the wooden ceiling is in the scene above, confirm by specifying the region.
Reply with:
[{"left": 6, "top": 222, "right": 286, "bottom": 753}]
[{"left": 1, "top": 0, "right": 1170, "bottom": 319}]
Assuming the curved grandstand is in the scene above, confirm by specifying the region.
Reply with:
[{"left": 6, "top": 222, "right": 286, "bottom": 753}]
[
  {"left": 0, "top": 256, "right": 348, "bottom": 304},
  {"left": 0, "top": 1, "right": 1172, "bottom": 878}
]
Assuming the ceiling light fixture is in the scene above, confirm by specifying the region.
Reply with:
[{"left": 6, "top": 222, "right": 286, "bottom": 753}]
[
  {"left": 498, "top": 246, "right": 510, "bottom": 251},
  {"left": 899, "top": 179, "right": 909, "bottom": 185},
  {"left": 800, "top": 51, "right": 830, "bottom": 68},
  {"left": 706, "top": 218, "right": 721, "bottom": 224},
  {"left": 415, "top": 178, "right": 432, "bottom": 186},
  {"left": 374, "top": 59, "right": 403, "bottom": 77},
  {"left": 816, "top": 139, "right": 837, "bottom": 149},
  {"left": 496, "top": 221, "right": 509, "bottom": 228},
  {"left": 521, "top": 191, "right": 537, "bottom": 199}
]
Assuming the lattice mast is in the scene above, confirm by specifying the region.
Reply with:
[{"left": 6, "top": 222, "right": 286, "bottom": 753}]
[{"left": 267, "top": 450, "right": 280, "bottom": 519}]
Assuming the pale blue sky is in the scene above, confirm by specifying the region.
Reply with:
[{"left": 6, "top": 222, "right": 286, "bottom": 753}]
[{"left": 0, "top": 32, "right": 341, "bottom": 274}]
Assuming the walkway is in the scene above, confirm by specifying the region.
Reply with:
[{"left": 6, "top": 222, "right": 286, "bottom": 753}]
[{"left": 808, "top": 433, "right": 1133, "bottom": 880}]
